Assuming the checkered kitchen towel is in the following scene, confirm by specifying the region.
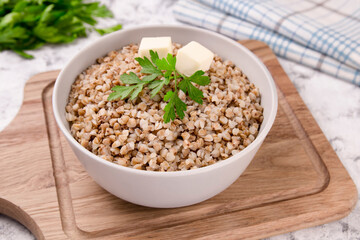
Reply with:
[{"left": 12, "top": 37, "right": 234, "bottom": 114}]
[{"left": 173, "top": 0, "right": 360, "bottom": 86}]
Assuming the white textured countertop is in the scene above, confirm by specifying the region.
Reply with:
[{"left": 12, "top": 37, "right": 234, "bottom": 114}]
[{"left": 0, "top": 0, "right": 359, "bottom": 239}]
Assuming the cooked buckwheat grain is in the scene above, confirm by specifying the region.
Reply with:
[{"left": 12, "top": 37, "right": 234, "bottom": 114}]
[{"left": 65, "top": 43, "right": 263, "bottom": 171}]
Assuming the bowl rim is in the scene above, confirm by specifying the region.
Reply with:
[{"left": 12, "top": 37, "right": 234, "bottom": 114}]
[{"left": 52, "top": 24, "right": 278, "bottom": 177}]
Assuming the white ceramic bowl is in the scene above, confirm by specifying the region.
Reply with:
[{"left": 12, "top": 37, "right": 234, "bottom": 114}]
[{"left": 53, "top": 25, "right": 278, "bottom": 208}]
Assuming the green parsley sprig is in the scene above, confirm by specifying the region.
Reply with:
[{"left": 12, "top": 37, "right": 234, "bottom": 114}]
[
  {"left": 0, "top": 0, "right": 122, "bottom": 59},
  {"left": 107, "top": 50, "right": 210, "bottom": 123}
]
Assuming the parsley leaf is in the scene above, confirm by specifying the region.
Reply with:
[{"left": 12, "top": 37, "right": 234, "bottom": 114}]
[
  {"left": 187, "top": 70, "right": 210, "bottom": 86},
  {"left": 95, "top": 24, "right": 122, "bottom": 36},
  {"left": 120, "top": 72, "right": 142, "bottom": 84},
  {"left": 108, "top": 73, "right": 147, "bottom": 101},
  {"left": 174, "top": 95, "right": 187, "bottom": 119},
  {"left": 150, "top": 50, "right": 160, "bottom": 64},
  {"left": 155, "top": 53, "right": 176, "bottom": 72},
  {"left": 148, "top": 80, "right": 166, "bottom": 98},
  {"left": 135, "top": 55, "right": 162, "bottom": 76},
  {"left": 178, "top": 70, "right": 210, "bottom": 104},
  {"left": 155, "top": 53, "right": 177, "bottom": 82},
  {"left": 163, "top": 91, "right": 187, "bottom": 123},
  {"left": 178, "top": 78, "right": 204, "bottom": 104},
  {"left": 108, "top": 85, "right": 137, "bottom": 101},
  {"left": 163, "top": 91, "right": 176, "bottom": 122},
  {"left": 130, "top": 85, "right": 144, "bottom": 100},
  {"left": 142, "top": 73, "right": 160, "bottom": 82}
]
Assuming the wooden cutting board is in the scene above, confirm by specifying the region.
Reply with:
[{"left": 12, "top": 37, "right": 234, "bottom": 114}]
[{"left": 0, "top": 40, "right": 357, "bottom": 240}]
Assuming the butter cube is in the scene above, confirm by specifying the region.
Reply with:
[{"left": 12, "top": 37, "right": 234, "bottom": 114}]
[
  {"left": 138, "top": 37, "right": 173, "bottom": 60},
  {"left": 175, "top": 41, "right": 214, "bottom": 77}
]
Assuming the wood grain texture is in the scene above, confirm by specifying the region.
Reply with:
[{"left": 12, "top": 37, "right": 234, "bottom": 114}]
[{"left": 0, "top": 40, "right": 357, "bottom": 240}]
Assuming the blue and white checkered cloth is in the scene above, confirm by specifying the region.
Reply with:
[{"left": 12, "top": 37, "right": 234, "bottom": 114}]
[{"left": 173, "top": 0, "right": 360, "bottom": 86}]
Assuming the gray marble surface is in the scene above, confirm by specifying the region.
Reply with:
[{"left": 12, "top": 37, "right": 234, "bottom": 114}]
[{"left": 0, "top": 0, "right": 359, "bottom": 239}]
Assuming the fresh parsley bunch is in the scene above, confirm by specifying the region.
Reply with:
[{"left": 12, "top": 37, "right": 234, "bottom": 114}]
[
  {"left": 0, "top": 0, "right": 122, "bottom": 59},
  {"left": 108, "top": 50, "right": 210, "bottom": 123}
]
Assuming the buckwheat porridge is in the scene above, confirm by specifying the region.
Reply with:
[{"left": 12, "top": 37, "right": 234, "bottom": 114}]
[{"left": 65, "top": 43, "right": 263, "bottom": 171}]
